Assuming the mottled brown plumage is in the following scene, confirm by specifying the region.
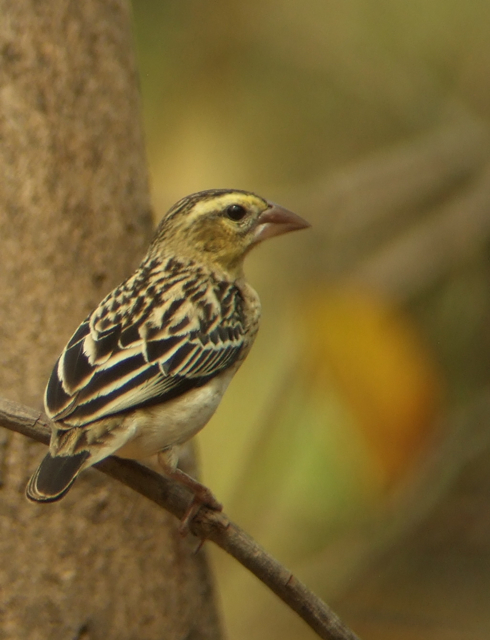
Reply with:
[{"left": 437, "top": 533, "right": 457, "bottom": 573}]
[{"left": 26, "top": 189, "right": 309, "bottom": 507}]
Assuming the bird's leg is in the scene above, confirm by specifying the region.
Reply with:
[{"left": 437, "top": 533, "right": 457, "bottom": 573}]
[{"left": 157, "top": 449, "right": 222, "bottom": 535}]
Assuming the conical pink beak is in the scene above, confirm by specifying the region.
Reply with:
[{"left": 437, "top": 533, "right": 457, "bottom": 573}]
[{"left": 253, "top": 203, "right": 310, "bottom": 244}]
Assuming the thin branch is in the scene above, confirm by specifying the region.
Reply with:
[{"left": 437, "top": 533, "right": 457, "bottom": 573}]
[
  {"left": 0, "top": 396, "right": 360, "bottom": 640},
  {"left": 295, "top": 116, "right": 490, "bottom": 240}
]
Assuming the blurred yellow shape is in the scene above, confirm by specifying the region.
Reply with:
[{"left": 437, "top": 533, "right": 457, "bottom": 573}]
[{"left": 302, "top": 286, "right": 442, "bottom": 488}]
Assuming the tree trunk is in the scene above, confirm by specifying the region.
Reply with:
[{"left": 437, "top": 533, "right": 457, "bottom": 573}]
[{"left": 0, "top": 1, "right": 222, "bottom": 638}]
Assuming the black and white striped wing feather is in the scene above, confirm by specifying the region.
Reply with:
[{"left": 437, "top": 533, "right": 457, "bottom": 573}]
[{"left": 45, "top": 275, "right": 247, "bottom": 428}]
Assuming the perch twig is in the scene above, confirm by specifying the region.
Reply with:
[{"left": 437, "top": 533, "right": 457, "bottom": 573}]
[{"left": 0, "top": 396, "right": 360, "bottom": 640}]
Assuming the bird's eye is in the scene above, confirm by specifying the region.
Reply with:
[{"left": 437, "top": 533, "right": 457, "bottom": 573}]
[{"left": 226, "top": 204, "right": 247, "bottom": 221}]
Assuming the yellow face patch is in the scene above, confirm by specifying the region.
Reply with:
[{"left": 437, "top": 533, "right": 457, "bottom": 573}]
[{"left": 153, "top": 190, "right": 270, "bottom": 274}]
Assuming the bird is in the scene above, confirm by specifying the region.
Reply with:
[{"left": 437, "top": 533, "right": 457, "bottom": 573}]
[{"left": 26, "top": 188, "right": 310, "bottom": 521}]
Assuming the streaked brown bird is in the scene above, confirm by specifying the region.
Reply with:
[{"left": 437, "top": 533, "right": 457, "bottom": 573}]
[{"left": 26, "top": 189, "right": 309, "bottom": 521}]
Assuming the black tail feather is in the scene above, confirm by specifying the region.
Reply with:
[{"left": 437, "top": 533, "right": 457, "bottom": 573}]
[{"left": 26, "top": 451, "right": 90, "bottom": 503}]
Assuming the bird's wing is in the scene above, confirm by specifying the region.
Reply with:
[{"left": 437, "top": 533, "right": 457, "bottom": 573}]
[{"left": 45, "top": 277, "right": 249, "bottom": 427}]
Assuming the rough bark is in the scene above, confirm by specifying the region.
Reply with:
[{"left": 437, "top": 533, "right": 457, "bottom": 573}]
[{"left": 0, "top": 1, "right": 222, "bottom": 638}]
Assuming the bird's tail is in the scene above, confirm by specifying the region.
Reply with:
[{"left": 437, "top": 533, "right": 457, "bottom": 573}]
[{"left": 25, "top": 451, "right": 90, "bottom": 503}]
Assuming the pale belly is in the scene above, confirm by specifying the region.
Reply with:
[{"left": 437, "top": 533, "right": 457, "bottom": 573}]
[{"left": 113, "top": 369, "right": 234, "bottom": 460}]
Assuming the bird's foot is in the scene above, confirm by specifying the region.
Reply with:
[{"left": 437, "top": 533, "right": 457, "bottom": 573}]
[
  {"left": 157, "top": 458, "right": 222, "bottom": 536},
  {"left": 178, "top": 474, "right": 222, "bottom": 536}
]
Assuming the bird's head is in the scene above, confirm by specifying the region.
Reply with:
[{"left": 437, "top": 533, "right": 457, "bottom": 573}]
[{"left": 150, "top": 189, "right": 310, "bottom": 276}]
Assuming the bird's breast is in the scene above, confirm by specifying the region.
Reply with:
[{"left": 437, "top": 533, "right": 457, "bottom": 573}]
[{"left": 114, "top": 368, "right": 235, "bottom": 460}]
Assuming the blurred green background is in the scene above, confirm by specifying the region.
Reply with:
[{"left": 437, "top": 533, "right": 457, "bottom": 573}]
[{"left": 131, "top": 2, "right": 490, "bottom": 639}]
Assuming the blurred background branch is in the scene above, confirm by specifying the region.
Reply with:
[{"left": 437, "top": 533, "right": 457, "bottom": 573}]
[
  {"left": 131, "top": 2, "right": 490, "bottom": 638},
  {"left": 312, "top": 117, "right": 490, "bottom": 300}
]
